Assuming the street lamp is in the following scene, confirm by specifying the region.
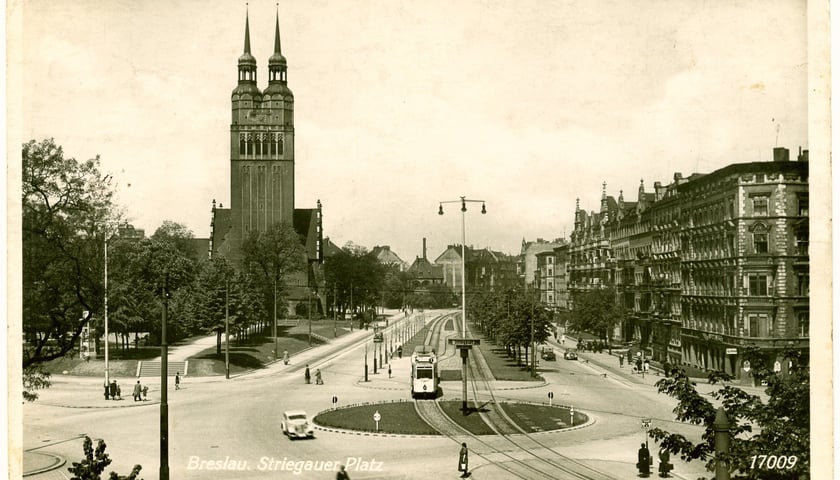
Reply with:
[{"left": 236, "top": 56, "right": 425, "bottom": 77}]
[{"left": 439, "top": 196, "right": 486, "bottom": 414}]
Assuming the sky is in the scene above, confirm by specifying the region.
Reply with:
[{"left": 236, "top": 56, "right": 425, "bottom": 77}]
[{"left": 15, "top": 0, "right": 811, "bottom": 263}]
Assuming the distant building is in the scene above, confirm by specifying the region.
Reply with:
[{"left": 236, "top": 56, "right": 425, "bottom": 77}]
[
  {"left": 370, "top": 245, "right": 407, "bottom": 272},
  {"left": 519, "top": 238, "right": 565, "bottom": 287},
  {"left": 407, "top": 238, "right": 444, "bottom": 287},
  {"left": 434, "top": 244, "right": 517, "bottom": 292},
  {"left": 569, "top": 147, "right": 809, "bottom": 380},
  {"left": 534, "top": 243, "right": 570, "bottom": 312}
]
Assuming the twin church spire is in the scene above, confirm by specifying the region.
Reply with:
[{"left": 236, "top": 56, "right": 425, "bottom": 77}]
[{"left": 237, "top": 7, "right": 288, "bottom": 88}]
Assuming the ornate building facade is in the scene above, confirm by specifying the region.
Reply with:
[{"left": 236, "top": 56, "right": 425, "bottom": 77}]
[{"left": 569, "top": 148, "right": 809, "bottom": 380}]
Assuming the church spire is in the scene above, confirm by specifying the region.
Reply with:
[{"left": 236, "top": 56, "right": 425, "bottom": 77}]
[
  {"left": 268, "top": 5, "right": 288, "bottom": 85},
  {"left": 237, "top": 7, "right": 257, "bottom": 85}
]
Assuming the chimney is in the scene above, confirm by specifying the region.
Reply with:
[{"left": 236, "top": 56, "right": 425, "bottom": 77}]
[
  {"left": 797, "top": 147, "right": 809, "bottom": 162},
  {"left": 773, "top": 147, "right": 790, "bottom": 162},
  {"left": 422, "top": 238, "right": 427, "bottom": 260}
]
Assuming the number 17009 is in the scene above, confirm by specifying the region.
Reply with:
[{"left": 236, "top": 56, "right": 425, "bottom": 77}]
[{"left": 750, "top": 455, "right": 798, "bottom": 470}]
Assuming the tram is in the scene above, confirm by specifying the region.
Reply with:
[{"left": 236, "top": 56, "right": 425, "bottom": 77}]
[{"left": 411, "top": 345, "right": 438, "bottom": 399}]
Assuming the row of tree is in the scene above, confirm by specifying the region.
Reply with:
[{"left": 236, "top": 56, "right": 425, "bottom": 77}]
[{"left": 467, "top": 287, "right": 554, "bottom": 367}]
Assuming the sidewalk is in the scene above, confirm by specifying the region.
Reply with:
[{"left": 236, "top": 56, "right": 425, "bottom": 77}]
[{"left": 555, "top": 334, "right": 768, "bottom": 397}]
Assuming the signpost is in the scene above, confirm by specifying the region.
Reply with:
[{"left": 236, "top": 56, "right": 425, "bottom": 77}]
[
  {"left": 570, "top": 406, "right": 575, "bottom": 426},
  {"left": 642, "top": 418, "right": 652, "bottom": 448},
  {"left": 332, "top": 396, "right": 338, "bottom": 406},
  {"left": 743, "top": 360, "right": 751, "bottom": 373},
  {"left": 373, "top": 410, "right": 381, "bottom": 431},
  {"left": 448, "top": 337, "right": 481, "bottom": 415},
  {"left": 725, "top": 347, "right": 738, "bottom": 355},
  {"left": 548, "top": 391, "right": 554, "bottom": 407}
]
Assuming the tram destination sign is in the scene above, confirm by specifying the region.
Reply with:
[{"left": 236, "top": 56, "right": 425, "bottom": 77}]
[{"left": 448, "top": 338, "right": 481, "bottom": 347}]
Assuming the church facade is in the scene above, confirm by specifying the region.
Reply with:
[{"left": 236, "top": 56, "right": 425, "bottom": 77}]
[{"left": 210, "top": 10, "right": 324, "bottom": 314}]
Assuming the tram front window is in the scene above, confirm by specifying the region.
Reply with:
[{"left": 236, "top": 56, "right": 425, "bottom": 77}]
[{"left": 416, "top": 368, "right": 433, "bottom": 379}]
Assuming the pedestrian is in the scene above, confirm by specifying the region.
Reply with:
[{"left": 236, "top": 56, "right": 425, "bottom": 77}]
[
  {"left": 175, "top": 371, "right": 181, "bottom": 390},
  {"left": 315, "top": 369, "right": 323, "bottom": 385},
  {"left": 142, "top": 385, "right": 149, "bottom": 400},
  {"left": 398, "top": 345, "right": 403, "bottom": 358},
  {"left": 619, "top": 355, "right": 624, "bottom": 368},
  {"left": 658, "top": 447, "right": 672, "bottom": 477},
  {"left": 458, "top": 442, "right": 469, "bottom": 477},
  {"left": 637, "top": 443, "right": 651, "bottom": 477},
  {"left": 115, "top": 383, "right": 122, "bottom": 400},
  {"left": 388, "top": 364, "right": 392, "bottom": 378},
  {"left": 104, "top": 383, "right": 110, "bottom": 400},
  {"left": 336, "top": 464, "right": 350, "bottom": 480},
  {"left": 560, "top": 334, "right": 565, "bottom": 345},
  {"left": 305, "top": 365, "right": 311, "bottom": 384},
  {"left": 283, "top": 350, "right": 289, "bottom": 365},
  {"left": 133, "top": 381, "right": 142, "bottom": 402},
  {"left": 109, "top": 380, "right": 117, "bottom": 400}
]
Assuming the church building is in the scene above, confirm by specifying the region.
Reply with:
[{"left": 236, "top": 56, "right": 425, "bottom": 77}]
[{"left": 210, "top": 9, "right": 324, "bottom": 314}]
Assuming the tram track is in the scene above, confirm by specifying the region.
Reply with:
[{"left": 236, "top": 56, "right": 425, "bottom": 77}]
[{"left": 413, "top": 312, "right": 617, "bottom": 479}]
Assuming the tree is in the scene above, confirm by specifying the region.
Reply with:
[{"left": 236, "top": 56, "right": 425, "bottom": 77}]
[
  {"left": 22, "top": 138, "right": 117, "bottom": 367},
  {"left": 241, "top": 222, "right": 307, "bottom": 324},
  {"left": 570, "top": 287, "right": 622, "bottom": 350},
  {"left": 323, "top": 243, "right": 386, "bottom": 321},
  {"left": 67, "top": 436, "right": 143, "bottom": 480},
  {"left": 649, "top": 347, "right": 809, "bottom": 479}
]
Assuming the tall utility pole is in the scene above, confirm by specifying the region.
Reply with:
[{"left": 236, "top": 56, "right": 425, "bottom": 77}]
[
  {"left": 225, "top": 281, "right": 230, "bottom": 380},
  {"left": 439, "top": 196, "right": 486, "bottom": 414},
  {"left": 308, "top": 291, "right": 312, "bottom": 346},
  {"left": 103, "top": 236, "right": 110, "bottom": 387},
  {"left": 273, "top": 279, "right": 278, "bottom": 361},
  {"left": 159, "top": 283, "right": 170, "bottom": 480},
  {"left": 333, "top": 285, "right": 337, "bottom": 338}
]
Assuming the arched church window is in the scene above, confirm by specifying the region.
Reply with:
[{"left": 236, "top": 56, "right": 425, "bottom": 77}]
[
  {"left": 278, "top": 135, "right": 284, "bottom": 155},
  {"left": 246, "top": 133, "right": 254, "bottom": 155},
  {"left": 239, "top": 134, "right": 246, "bottom": 155},
  {"left": 260, "top": 133, "right": 269, "bottom": 156}
]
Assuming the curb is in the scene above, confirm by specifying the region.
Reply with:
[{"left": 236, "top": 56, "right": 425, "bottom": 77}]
[
  {"left": 36, "top": 400, "right": 161, "bottom": 409},
  {"left": 23, "top": 452, "right": 65, "bottom": 477}
]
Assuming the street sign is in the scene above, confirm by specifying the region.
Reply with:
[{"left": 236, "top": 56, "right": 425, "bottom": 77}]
[
  {"left": 725, "top": 348, "right": 738, "bottom": 355},
  {"left": 773, "top": 361, "right": 781, "bottom": 373},
  {"left": 373, "top": 410, "right": 381, "bottom": 431},
  {"left": 332, "top": 396, "right": 338, "bottom": 405},
  {"left": 641, "top": 418, "right": 652, "bottom": 429},
  {"left": 743, "top": 360, "right": 751, "bottom": 373},
  {"left": 373, "top": 333, "right": 383, "bottom": 343},
  {"left": 548, "top": 391, "right": 554, "bottom": 406}
]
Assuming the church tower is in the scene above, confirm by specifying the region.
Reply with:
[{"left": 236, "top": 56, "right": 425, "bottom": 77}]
[{"left": 230, "top": 9, "right": 295, "bottom": 237}]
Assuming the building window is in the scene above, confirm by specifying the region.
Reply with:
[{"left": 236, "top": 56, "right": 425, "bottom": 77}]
[
  {"left": 753, "top": 231, "right": 768, "bottom": 254},
  {"left": 796, "top": 230, "right": 809, "bottom": 256},
  {"left": 797, "top": 312, "right": 809, "bottom": 337},
  {"left": 798, "top": 194, "right": 809, "bottom": 216},
  {"left": 752, "top": 195, "right": 769, "bottom": 216},
  {"left": 748, "top": 315, "right": 764, "bottom": 337},
  {"left": 748, "top": 274, "right": 769, "bottom": 296},
  {"left": 797, "top": 273, "right": 809, "bottom": 296}
]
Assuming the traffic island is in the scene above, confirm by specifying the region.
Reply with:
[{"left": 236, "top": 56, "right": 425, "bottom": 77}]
[{"left": 313, "top": 400, "right": 591, "bottom": 437}]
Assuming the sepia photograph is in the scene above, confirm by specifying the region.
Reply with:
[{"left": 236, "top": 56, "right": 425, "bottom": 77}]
[{"left": 9, "top": 0, "right": 832, "bottom": 479}]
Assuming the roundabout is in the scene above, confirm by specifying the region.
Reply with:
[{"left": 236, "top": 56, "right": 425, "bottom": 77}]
[{"left": 313, "top": 400, "right": 591, "bottom": 436}]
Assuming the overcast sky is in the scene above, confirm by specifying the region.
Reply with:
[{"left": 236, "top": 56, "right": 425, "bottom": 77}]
[{"left": 17, "top": 0, "right": 809, "bottom": 262}]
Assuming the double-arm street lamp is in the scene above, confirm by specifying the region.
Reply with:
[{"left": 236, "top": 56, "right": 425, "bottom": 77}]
[{"left": 438, "top": 196, "right": 485, "bottom": 414}]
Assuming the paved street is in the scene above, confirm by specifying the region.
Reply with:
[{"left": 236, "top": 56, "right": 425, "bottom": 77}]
[{"left": 23, "top": 312, "right": 726, "bottom": 479}]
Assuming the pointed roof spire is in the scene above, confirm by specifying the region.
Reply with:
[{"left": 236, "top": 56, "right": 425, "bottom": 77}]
[
  {"left": 274, "top": 6, "right": 282, "bottom": 55},
  {"left": 238, "top": 5, "right": 256, "bottom": 66},
  {"left": 244, "top": 6, "right": 252, "bottom": 54}
]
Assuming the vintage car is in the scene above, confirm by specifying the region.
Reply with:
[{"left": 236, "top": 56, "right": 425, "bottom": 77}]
[
  {"left": 540, "top": 348, "right": 556, "bottom": 361},
  {"left": 281, "top": 410, "right": 315, "bottom": 439},
  {"left": 563, "top": 350, "right": 579, "bottom": 360}
]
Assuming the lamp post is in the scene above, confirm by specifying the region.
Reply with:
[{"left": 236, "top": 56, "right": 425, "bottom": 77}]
[
  {"left": 159, "top": 279, "right": 170, "bottom": 480},
  {"left": 103, "top": 235, "right": 110, "bottom": 387},
  {"left": 439, "top": 196, "right": 486, "bottom": 414},
  {"left": 273, "top": 279, "right": 278, "bottom": 362}
]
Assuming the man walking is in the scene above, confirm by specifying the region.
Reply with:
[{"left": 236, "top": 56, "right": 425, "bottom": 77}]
[
  {"left": 175, "top": 371, "right": 181, "bottom": 390},
  {"left": 304, "top": 365, "right": 311, "bottom": 384},
  {"left": 133, "top": 381, "right": 142, "bottom": 402}
]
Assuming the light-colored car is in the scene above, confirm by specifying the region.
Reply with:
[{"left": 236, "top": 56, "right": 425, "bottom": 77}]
[
  {"left": 281, "top": 410, "right": 315, "bottom": 439},
  {"left": 563, "top": 350, "right": 579, "bottom": 360}
]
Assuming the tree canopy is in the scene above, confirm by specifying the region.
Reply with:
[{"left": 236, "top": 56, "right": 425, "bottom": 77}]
[
  {"left": 22, "top": 138, "right": 117, "bottom": 366},
  {"left": 650, "top": 347, "right": 809, "bottom": 479},
  {"left": 569, "top": 287, "right": 622, "bottom": 343}
]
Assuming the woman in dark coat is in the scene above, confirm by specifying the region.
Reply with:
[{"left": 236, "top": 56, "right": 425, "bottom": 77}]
[{"left": 458, "top": 442, "right": 469, "bottom": 477}]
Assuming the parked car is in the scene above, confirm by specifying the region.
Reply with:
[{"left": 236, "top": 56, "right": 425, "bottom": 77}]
[
  {"left": 281, "top": 410, "right": 315, "bottom": 439},
  {"left": 541, "top": 348, "right": 556, "bottom": 361},
  {"left": 563, "top": 350, "right": 579, "bottom": 360}
]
